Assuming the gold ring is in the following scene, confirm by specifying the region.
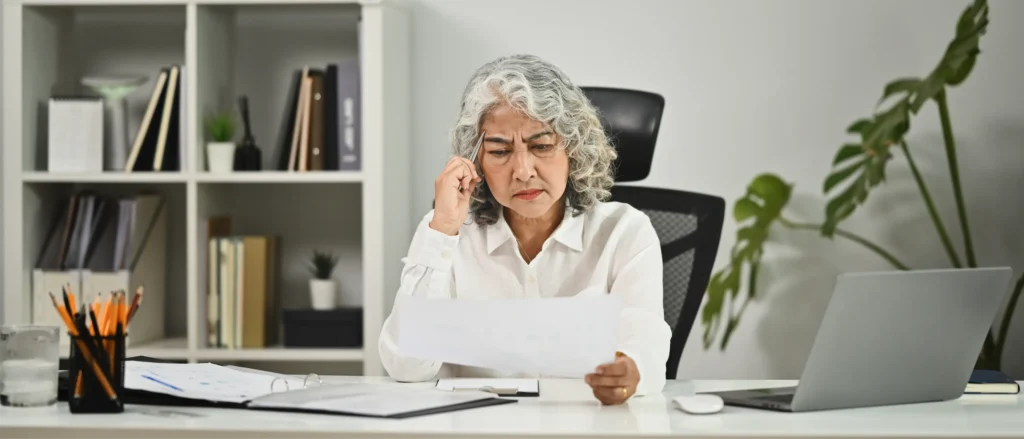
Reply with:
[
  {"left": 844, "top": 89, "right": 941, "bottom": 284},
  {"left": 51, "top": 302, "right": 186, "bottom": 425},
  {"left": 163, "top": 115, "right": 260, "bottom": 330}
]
[{"left": 622, "top": 387, "right": 628, "bottom": 399}]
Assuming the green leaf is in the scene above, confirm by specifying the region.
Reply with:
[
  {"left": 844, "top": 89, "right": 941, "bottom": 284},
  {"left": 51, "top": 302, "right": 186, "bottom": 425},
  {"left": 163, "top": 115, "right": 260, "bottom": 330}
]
[
  {"left": 865, "top": 99, "right": 911, "bottom": 149},
  {"left": 721, "top": 318, "right": 740, "bottom": 349},
  {"left": 823, "top": 158, "right": 867, "bottom": 193},
  {"left": 832, "top": 144, "right": 863, "bottom": 166},
  {"left": 947, "top": 52, "right": 978, "bottom": 86},
  {"left": 878, "top": 77, "right": 921, "bottom": 106},
  {"left": 932, "top": 0, "right": 988, "bottom": 90},
  {"left": 733, "top": 199, "right": 760, "bottom": 222},
  {"left": 821, "top": 111, "right": 900, "bottom": 237},
  {"left": 910, "top": 76, "right": 945, "bottom": 113},
  {"left": 846, "top": 119, "right": 872, "bottom": 135},
  {"left": 748, "top": 174, "right": 791, "bottom": 214},
  {"left": 702, "top": 173, "right": 792, "bottom": 350}
]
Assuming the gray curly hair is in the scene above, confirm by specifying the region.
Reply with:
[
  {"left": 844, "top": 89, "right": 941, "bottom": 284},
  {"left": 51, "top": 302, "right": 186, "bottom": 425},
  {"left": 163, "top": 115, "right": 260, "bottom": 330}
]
[{"left": 450, "top": 54, "right": 618, "bottom": 226}]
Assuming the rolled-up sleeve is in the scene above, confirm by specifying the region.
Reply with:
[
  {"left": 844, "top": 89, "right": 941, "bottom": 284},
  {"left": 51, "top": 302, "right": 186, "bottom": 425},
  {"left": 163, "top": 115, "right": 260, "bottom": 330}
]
[
  {"left": 379, "top": 211, "right": 459, "bottom": 382},
  {"left": 610, "top": 214, "right": 672, "bottom": 397}
]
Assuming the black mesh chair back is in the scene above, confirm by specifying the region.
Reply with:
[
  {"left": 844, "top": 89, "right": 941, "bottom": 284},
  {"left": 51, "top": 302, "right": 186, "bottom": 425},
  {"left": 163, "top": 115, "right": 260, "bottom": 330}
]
[{"left": 582, "top": 86, "right": 726, "bottom": 380}]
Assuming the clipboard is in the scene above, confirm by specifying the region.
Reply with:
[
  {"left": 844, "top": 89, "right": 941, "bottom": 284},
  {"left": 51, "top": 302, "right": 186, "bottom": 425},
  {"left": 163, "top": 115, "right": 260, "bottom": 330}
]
[
  {"left": 435, "top": 378, "right": 540, "bottom": 397},
  {"left": 58, "top": 357, "right": 517, "bottom": 418}
]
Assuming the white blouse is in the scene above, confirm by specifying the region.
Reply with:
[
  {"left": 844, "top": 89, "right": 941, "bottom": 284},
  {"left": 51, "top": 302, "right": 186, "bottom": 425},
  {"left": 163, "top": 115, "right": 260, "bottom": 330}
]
[{"left": 378, "top": 201, "right": 671, "bottom": 397}]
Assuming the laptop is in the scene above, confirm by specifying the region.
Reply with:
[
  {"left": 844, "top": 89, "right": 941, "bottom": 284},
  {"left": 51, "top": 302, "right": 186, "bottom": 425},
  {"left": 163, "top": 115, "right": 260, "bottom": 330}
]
[{"left": 705, "top": 267, "right": 1014, "bottom": 412}]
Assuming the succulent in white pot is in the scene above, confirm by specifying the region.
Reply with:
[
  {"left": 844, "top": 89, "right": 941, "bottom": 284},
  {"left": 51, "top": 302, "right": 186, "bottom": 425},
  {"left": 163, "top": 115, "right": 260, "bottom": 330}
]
[
  {"left": 307, "top": 250, "right": 339, "bottom": 310},
  {"left": 205, "top": 110, "right": 236, "bottom": 173}
]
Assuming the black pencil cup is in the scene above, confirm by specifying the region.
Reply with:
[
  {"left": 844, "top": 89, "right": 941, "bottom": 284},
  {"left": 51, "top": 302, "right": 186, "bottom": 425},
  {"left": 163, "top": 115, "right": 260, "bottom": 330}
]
[{"left": 67, "top": 333, "right": 125, "bottom": 414}]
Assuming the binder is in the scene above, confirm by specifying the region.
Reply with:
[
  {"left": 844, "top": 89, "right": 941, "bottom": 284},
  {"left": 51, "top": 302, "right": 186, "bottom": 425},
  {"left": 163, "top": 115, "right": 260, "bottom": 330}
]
[
  {"left": 83, "top": 193, "right": 168, "bottom": 347},
  {"left": 56, "top": 357, "right": 517, "bottom": 419},
  {"left": 32, "top": 192, "right": 168, "bottom": 349}
]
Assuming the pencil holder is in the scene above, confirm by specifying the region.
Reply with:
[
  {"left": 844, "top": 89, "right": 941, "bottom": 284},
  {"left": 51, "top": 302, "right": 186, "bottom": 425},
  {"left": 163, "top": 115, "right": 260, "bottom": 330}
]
[{"left": 67, "top": 332, "right": 125, "bottom": 414}]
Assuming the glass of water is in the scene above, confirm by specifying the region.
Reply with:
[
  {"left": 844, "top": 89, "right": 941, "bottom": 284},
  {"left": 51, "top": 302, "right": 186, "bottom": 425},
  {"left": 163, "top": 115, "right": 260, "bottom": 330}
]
[{"left": 0, "top": 325, "right": 60, "bottom": 407}]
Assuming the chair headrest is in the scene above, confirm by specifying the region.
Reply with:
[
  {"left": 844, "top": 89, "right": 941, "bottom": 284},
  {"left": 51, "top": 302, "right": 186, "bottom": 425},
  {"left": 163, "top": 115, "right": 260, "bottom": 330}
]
[{"left": 580, "top": 87, "right": 665, "bottom": 182}]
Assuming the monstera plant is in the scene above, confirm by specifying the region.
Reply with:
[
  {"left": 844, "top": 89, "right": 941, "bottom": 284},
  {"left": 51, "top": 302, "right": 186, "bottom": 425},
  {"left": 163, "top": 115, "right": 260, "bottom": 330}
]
[{"left": 702, "top": 0, "right": 1023, "bottom": 370}]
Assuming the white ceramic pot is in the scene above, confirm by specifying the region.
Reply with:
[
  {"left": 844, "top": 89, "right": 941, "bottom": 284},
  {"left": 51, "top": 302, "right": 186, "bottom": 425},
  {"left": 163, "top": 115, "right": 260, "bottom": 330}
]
[
  {"left": 309, "top": 279, "right": 337, "bottom": 310},
  {"left": 207, "top": 142, "right": 236, "bottom": 172}
]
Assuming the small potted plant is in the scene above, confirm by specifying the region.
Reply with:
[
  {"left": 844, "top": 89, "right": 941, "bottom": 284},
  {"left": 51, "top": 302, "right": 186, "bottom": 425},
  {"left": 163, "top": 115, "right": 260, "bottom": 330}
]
[
  {"left": 307, "top": 250, "right": 339, "bottom": 310},
  {"left": 205, "top": 110, "right": 236, "bottom": 173}
]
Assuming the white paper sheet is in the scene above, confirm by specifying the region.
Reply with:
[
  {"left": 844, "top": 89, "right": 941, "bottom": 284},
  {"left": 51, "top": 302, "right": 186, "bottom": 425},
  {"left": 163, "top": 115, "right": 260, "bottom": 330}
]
[
  {"left": 397, "top": 294, "right": 623, "bottom": 377},
  {"left": 436, "top": 378, "right": 539, "bottom": 394}
]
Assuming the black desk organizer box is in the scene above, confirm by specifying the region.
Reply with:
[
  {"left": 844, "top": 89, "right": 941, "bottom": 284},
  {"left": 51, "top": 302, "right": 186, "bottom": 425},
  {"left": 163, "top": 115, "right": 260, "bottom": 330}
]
[{"left": 281, "top": 307, "right": 363, "bottom": 348}]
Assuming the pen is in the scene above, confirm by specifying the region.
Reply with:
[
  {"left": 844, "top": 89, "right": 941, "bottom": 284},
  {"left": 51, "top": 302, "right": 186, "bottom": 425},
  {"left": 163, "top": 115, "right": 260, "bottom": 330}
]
[
  {"left": 142, "top": 374, "right": 184, "bottom": 392},
  {"left": 469, "top": 130, "right": 485, "bottom": 164},
  {"left": 458, "top": 132, "right": 485, "bottom": 192}
]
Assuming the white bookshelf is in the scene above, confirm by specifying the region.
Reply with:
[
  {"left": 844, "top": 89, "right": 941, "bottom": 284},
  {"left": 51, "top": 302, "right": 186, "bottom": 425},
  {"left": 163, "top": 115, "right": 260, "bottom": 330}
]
[{"left": 2, "top": 0, "right": 412, "bottom": 377}]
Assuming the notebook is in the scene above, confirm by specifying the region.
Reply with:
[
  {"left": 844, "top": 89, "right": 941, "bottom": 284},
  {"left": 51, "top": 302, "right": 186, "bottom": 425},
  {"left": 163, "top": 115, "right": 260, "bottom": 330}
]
[
  {"left": 59, "top": 357, "right": 514, "bottom": 418},
  {"left": 965, "top": 370, "right": 1020, "bottom": 394}
]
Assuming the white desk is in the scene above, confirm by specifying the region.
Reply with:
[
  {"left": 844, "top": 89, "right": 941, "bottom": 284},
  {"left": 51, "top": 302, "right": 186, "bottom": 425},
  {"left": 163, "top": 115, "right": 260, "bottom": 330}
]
[{"left": 1, "top": 378, "right": 1022, "bottom": 439}]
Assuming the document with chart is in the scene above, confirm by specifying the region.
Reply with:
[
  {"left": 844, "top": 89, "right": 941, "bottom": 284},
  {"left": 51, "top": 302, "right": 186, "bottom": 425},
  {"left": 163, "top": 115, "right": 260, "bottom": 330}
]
[{"left": 398, "top": 294, "right": 623, "bottom": 377}]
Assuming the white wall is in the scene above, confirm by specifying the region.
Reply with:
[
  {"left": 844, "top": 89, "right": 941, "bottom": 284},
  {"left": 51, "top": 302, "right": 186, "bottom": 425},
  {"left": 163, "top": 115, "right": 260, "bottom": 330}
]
[
  {"left": 1, "top": 0, "right": 1021, "bottom": 378},
  {"left": 408, "top": 0, "right": 1024, "bottom": 379}
]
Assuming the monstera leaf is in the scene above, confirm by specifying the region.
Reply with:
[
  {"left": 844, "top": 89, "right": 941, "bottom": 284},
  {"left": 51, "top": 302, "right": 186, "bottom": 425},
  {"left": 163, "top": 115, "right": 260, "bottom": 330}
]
[
  {"left": 877, "top": 0, "right": 988, "bottom": 112},
  {"left": 820, "top": 0, "right": 987, "bottom": 237},
  {"left": 702, "top": 173, "right": 792, "bottom": 349},
  {"left": 820, "top": 114, "right": 901, "bottom": 237}
]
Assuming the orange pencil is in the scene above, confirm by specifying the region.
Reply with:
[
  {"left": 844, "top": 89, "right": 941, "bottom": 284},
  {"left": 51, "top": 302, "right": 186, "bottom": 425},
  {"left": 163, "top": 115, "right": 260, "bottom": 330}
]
[
  {"left": 48, "top": 292, "right": 118, "bottom": 401},
  {"left": 66, "top": 283, "right": 77, "bottom": 314}
]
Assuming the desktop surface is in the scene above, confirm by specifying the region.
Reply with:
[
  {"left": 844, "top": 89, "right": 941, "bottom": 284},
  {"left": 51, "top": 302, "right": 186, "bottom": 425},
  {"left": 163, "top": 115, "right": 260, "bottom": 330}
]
[{"left": 1, "top": 377, "right": 1022, "bottom": 439}]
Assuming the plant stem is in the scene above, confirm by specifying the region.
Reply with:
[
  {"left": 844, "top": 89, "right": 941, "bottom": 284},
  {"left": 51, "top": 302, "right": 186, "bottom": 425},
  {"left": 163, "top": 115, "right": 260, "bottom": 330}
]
[
  {"left": 935, "top": 89, "right": 977, "bottom": 267},
  {"left": 899, "top": 141, "right": 962, "bottom": 268},
  {"left": 994, "top": 273, "right": 1024, "bottom": 367},
  {"left": 779, "top": 217, "right": 910, "bottom": 271}
]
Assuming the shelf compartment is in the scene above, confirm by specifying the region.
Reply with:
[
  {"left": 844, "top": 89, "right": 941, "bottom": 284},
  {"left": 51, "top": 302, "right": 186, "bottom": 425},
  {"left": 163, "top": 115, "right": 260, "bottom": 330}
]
[
  {"left": 25, "top": 182, "right": 189, "bottom": 348},
  {"left": 21, "top": 4, "right": 187, "bottom": 173},
  {"left": 195, "top": 182, "right": 363, "bottom": 351},
  {"left": 195, "top": 2, "right": 362, "bottom": 173}
]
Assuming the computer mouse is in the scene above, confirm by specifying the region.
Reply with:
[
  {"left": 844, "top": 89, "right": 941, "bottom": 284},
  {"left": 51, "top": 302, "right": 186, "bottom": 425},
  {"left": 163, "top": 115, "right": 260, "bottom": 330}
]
[{"left": 672, "top": 394, "right": 724, "bottom": 414}]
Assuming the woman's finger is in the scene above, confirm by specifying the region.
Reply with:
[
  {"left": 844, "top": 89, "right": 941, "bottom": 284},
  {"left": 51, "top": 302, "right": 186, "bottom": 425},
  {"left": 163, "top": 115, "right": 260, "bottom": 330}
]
[
  {"left": 585, "top": 373, "right": 630, "bottom": 388},
  {"left": 595, "top": 360, "right": 628, "bottom": 377},
  {"left": 592, "top": 386, "right": 629, "bottom": 405},
  {"left": 456, "top": 157, "right": 479, "bottom": 179},
  {"left": 449, "top": 160, "right": 476, "bottom": 184},
  {"left": 460, "top": 175, "right": 474, "bottom": 195}
]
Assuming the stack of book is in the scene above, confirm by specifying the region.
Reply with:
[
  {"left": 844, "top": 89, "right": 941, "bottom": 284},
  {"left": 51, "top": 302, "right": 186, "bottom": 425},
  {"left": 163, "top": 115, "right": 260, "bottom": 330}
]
[
  {"left": 274, "top": 60, "right": 361, "bottom": 172},
  {"left": 125, "top": 64, "right": 185, "bottom": 172},
  {"left": 206, "top": 232, "right": 280, "bottom": 350}
]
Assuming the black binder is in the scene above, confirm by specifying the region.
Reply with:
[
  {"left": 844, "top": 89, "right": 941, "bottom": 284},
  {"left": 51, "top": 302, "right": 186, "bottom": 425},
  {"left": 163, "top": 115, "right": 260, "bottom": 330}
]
[{"left": 58, "top": 356, "right": 517, "bottom": 418}]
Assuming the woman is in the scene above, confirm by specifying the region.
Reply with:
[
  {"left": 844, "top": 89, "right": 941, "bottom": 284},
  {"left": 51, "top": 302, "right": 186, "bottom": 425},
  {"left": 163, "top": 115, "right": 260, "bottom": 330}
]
[{"left": 379, "top": 54, "right": 671, "bottom": 405}]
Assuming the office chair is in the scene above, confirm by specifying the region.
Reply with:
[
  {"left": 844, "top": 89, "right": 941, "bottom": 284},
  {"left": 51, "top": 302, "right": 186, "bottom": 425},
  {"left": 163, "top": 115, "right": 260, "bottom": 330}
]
[{"left": 581, "top": 87, "right": 725, "bottom": 380}]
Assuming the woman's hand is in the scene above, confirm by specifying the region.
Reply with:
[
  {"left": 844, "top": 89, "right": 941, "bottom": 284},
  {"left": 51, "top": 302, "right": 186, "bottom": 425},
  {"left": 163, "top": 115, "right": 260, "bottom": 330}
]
[
  {"left": 585, "top": 353, "right": 640, "bottom": 405},
  {"left": 430, "top": 155, "right": 481, "bottom": 236}
]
